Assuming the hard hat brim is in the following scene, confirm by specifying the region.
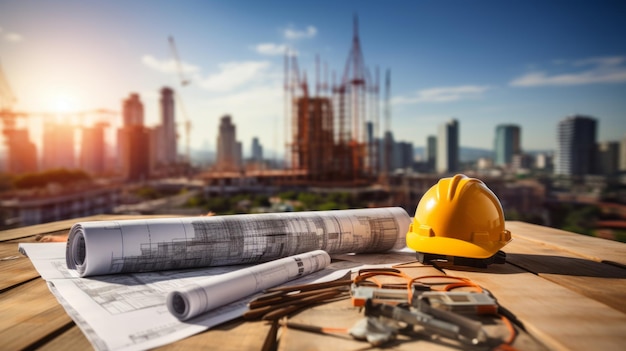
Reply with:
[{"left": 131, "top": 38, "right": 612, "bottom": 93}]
[{"left": 406, "top": 232, "right": 512, "bottom": 259}]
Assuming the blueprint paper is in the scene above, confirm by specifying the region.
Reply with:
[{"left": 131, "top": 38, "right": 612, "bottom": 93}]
[
  {"left": 65, "top": 207, "right": 411, "bottom": 277},
  {"left": 19, "top": 243, "right": 358, "bottom": 351},
  {"left": 167, "top": 250, "right": 330, "bottom": 320}
]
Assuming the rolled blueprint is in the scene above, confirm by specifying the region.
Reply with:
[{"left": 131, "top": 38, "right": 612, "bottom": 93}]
[
  {"left": 167, "top": 250, "right": 330, "bottom": 321},
  {"left": 66, "top": 207, "right": 410, "bottom": 277}
]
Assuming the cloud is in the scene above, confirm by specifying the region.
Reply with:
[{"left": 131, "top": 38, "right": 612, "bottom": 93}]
[
  {"left": 0, "top": 26, "right": 24, "bottom": 43},
  {"left": 197, "top": 61, "right": 271, "bottom": 92},
  {"left": 510, "top": 55, "right": 626, "bottom": 87},
  {"left": 284, "top": 25, "right": 317, "bottom": 40},
  {"left": 255, "top": 43, "right": 288, "bottom": 56},
  {"left": 392, "top": 85, "right": 490, "bottom": 105},
  {"left": 141, "top": 55, "right": 200, "bottom": 74}
]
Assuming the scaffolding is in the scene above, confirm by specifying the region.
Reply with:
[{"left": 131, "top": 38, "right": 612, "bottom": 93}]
[{"left": 285, "top": 16, "right": 381, "bottom": 185}]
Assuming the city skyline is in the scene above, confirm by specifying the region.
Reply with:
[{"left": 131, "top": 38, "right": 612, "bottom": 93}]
[{"left": 1, "top": 1, "right": 625, "bottom": 156}]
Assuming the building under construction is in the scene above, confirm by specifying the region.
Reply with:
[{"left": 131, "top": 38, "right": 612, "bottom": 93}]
[{"left": 285, "top": 16, "right": 389, "bottom": 186}]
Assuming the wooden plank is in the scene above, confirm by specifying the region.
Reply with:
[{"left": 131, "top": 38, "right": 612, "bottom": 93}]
[
  {"left": 0, "top": 279, "right": 74, "bottom": 350},
  {"left": 37, "top": 325, "right": 92, "bottom": 351},
  {"left": 0, "top": 215, "right": 104, "bottom": 241},
  {"left": 504, "top": 235, "right": 626, "bottom": 314},
  {"left": 0, "top": 255, "right": 40, "bottom": 291},
  {"left": 0, "top": 214, "right": 185, "bottom": 242},
  {"left": 439, "top": 262, "right": 626, "bottom": 351},
  {"left": 156, "top": 319, "right": 273, "bottom": 351},
  {"left": 506, "top": 221, "right": 626, "bottom": 266}
]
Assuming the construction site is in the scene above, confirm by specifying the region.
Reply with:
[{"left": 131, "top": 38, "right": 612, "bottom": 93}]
[
  {"left": 283, "top": 16, "right": 392, "bottom": 186},
  {"left": 1, "top": 15, "right": 397, "bottom": 188}
]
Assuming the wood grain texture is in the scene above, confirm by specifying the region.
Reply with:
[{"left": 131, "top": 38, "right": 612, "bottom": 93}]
[
  {"left": 2, "top": 218, "right": 626, "bottom": 350},
  {"left": 506, "top": 221, "right": 626, "bottom": 266},
  {"left": 439, "top": 263, "right": 626, "bottom": 351},
  {"left": 0, "top": 214, "right": 183, "bottom": 242},
  {"left": 0, "top": 279, "right": 74, "bottom": 350},
  {"left": 37, "top": 325, "right": 92, "bottom": 351},
  {"left": 504, "top": 235, "right": 626, "bottom": 314},
  {"left": 156, "top": 318, "right": 273, "bottom": 351}
]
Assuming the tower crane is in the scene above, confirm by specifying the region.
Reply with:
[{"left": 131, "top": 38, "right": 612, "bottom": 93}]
[{"left": 168, "top": 36, "right": 191, "bottom": 163}]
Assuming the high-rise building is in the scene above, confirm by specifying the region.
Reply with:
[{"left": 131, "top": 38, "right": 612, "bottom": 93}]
[
  {"left": 215, "top": 115, "right": 241, "bottom": 172},
  {"left": 555, "top": 115, "right": 597, "bottom": 176},
  {"left": 596, "top": 141, "right": 620, "bottom": 176},
  {"left": 380, "top": 130, "right": 394, "bottom": 173},
  {"left": 122, "top": 93, "right": 144, "bottom": 127},
  {"left": 119, "top": 125, "right": 151, "bottom": 181},
  {"left": 80, "top": 123, "right": 107, "bottom": 175},
  {"left": 436, "top": 119, "right": 459, "bottom": 174},
  {"left": 426, "top": 135, "right": 437, "bottom": 171},
  {"left": 42, "top": 122, "right": 75, "bottom": 170},
  {"left": 619, "top": 134, "right": 626, "bottom": 172},
  {"left": 293, "top": 97, "right": 335, "bottom": 178},
  {"left": 394, "top": 141, "right": 414, "bottom": 170},
  {"left": 251, "top": 137, "right": 263, "bottom": 163},
  {"left": 160, "top": 87, "right": 177, "bottom": 165},
  {"left": 118, "top": 93, "right": 150, "bottom": 181},
  {"left": 4, "top": 128, "right": 37, "bottom": 174},
  {"left": 494, "top": 124, "right": 521, "bottom": 167}
]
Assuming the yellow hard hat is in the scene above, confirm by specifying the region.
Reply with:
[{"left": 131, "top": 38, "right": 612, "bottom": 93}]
[{"left": 406, "top": 174, "right": 512, "bottom": 259}]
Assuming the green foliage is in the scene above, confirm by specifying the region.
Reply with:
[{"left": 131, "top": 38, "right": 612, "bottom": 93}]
[
  {"left": 278, "top": 191, "right": 298, "bottom": 200},
  {"left": 184, "top": 191, "right": 360, "bottom": 215},
  {"left": 612, "top": 230, "right": 626, "bottom": 243},
  {"left": 133, "top": 187, "right": 162, "bottom": 200},
  {"left": 13, "top": 169, "right": 91, "bottom": 189},
  {"left": 560, "top": 205, "right": 600, "bottom": 236}
]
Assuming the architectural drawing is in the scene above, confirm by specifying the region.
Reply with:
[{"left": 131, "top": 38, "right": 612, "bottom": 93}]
[{"left": 66, "top": 207, "right": 410, "bottom": 277}]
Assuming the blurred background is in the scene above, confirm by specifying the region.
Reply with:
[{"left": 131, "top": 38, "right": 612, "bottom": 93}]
[{"left": 1, "top": 1, "right": 625, "bottom": 241}]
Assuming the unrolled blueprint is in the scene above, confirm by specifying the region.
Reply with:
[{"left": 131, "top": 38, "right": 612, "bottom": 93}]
[{"left": 20, "top": 243, "right": 361, "bottom": 351}]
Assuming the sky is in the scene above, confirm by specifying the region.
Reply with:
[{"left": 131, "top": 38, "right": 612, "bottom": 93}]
[{"left": 1, "top": 0, "right": 625, "bottom": 158}]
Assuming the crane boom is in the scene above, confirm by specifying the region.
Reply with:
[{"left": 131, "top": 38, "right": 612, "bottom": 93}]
[
  {"left": 168, "top": 36, "right": 190, "bottom": 86},
  {"left": 167, "top": 36, "right": 191, "bottom": 163}
]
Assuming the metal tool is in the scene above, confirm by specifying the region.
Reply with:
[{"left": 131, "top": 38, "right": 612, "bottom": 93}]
[
  {"left": 364, "top": 299, "right": 487, "bottom": 345},
  {"left": 417, "top": 291, "right": 498, "bottom": 315}
]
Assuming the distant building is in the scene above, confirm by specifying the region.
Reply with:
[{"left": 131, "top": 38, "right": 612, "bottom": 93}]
[
  {"left": 535, "top": 153, "right": 553, "bottom": 170},
  {"left": 251, "top": 137, "right": 263, "bottom": 163},
  {"left": 394, "top": 141, "right": 414, "bottom": 170},
  {"left": 119, "top": 125, "right": 151, "bottom": 181},
  {"left": 426, "top": 135, "right": 437, "bottom": 171},
  {"left": 380, "top": 131, "right": 394, "bottom": 173},
  {"left": 4, "top": 128, "right": 37, "bottom": 174},
  {"left": 436, "top": 119, "right": 459, "bottom": 174},
  {"left": 215, "top": 115, "right": 242, "bottom": 172},
  {"left": 494, "top": 124, "right": 521, "bottom": 167},
  {"left": 118, "top": 93, "right": 145, "bottom": 172},
  {"left": 365, "top": 121, "right": 377, "bottom": 174},
  {"left": 596, "top": 141, "right": 620, "bottom": 176},
  {"left": 80, "top": 122, "right": 107, "bottom": 175},
  {"left": 160, "top": 87, "right": 177, "bottom": 165},
  {"left": 122, "top": 93, "right": 144, "bottom": 127},
  {"left": 620, "top": 133, "right": 626, "bottom": 172},
  {"left": 41, "top": 122, "right": 75, "bottom": 170},
  {"left": 118, "top": 93, "right": 150, "bottom": 181},
  {"left": 512, "top": 153, "right": 533, "bottom": 171},
  {"left": 0, "top": 183, "right": 120, "bottom": 227},
  {"left": 555, "top": 115, "right": 597, "bottom": 176},
  {"left": 477, "top": 157, "right": 493, "bottom": 170},
  {"left": 293, "top": 97, "right": 335, "bottom": 179}
]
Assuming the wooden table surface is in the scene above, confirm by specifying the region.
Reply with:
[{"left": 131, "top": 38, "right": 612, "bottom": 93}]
[{"left": 1, "top": 216, "right": 626, "bottom": 351}]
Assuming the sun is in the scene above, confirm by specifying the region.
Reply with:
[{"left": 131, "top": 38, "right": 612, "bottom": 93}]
[{"left": 50, "top": 92, "right": 78, "bottom": 114}]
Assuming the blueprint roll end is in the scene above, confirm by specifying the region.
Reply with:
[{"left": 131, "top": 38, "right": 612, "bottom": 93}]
[{"left": 167, "top": 291, "right": 190, "bottom": 320}]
